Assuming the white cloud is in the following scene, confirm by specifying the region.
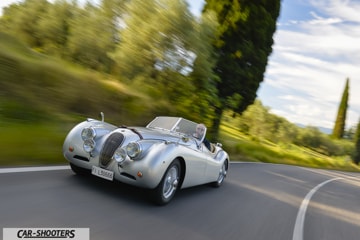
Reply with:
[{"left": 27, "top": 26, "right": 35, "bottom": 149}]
[
  {"left": 259, "top": 0, "right": 360, "bottom": 130},
  {"left": 308, "top": 11, "right": 342, "bottom": 25},
  {"left": 271, "top": 93, "right": 338, "bottom": 128},
  {"left": 310, "top": 0, "right": 360, "bottom": 23}
]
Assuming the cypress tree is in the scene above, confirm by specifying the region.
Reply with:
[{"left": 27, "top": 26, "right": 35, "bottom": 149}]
[
  {"left": 332, "top": 78, "right": 350, "bottom": 139},
  {"left": 353, "top": 119, "right": 360, "bottom": 164},
  {"left": 203, "top": 0, "right": 281, "bottom": 140}
]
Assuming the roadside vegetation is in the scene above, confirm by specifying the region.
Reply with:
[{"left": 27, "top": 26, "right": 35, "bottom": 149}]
[
  {"left": 0, "top": 0, "right": 359, "bottom": 171},
  {"left": 0, "top": 33, "right": 359, "bottom": 171},
  {"left": 220, "top": 117, "right": 359, "bottom": 172}
]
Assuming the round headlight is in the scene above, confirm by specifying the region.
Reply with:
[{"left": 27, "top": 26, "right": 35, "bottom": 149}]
[
  {"left": 126, "top": 142, "right": 141, "bottom": 159},
  {"left": 113, "top": 147, "right": 127, "bottom": 164},
  {"left": 83, "top": 139, "right": 96, "bottom": 153},
  {"left": 81, "top": 127, "right": 96, "bottom": 141}
]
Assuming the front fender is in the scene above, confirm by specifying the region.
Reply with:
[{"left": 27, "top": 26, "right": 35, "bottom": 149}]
[
  {"left": 214, "top": 150, "right": 229, "bottom": 163},
  {"left": 122, "top": 142, "right": 183, "bottom": 189},
  {"left": 63, "top": 120, "right": 117, "bottom": 161}
]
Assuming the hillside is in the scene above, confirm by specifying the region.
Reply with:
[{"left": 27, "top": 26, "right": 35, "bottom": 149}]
[
  {"left": 0, "top": 32, "right": 172, "bottom": 166},
  {"left": 0, "top": 32, "right": 162, "bottom": 125},
  {"left": 296, "top": 123, "right": 332, "bottom": 135},
  {"left": 0, "top": 32, "right": 359, "bottom": 172}
]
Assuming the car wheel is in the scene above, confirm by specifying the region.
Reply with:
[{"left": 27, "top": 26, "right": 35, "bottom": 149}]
[
  {"left": 153, "top": 159, "right": 181, "bottom": 205},
  {"left": 70, "top": 163, "right": 88, "bottom": 175},
  {"left": 211, "top": 160, "right": 227, "bottom": 188}
]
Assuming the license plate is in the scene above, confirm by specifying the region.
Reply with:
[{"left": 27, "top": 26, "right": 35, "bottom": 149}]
[{"left": 91, "top": 166, "right": 114, "bottom": 181}]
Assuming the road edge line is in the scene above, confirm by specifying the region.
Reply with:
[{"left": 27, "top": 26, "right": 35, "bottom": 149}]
[
  {"left": 292, "top": 177, "right": 343, "bottom": 240},
  {"left": 0, "top": 165, "right": 70, "bottom": 174}
]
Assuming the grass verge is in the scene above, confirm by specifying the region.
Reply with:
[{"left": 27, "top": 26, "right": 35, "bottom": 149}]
[
  {"left": 220, "top": 124, "right": 360, "bottom": 172},
  {"left": 0, "top": 122, "right": 68, "bottom": 166},
  {"left": 1, "top": 120, "right": 359, "bottom": 172}
]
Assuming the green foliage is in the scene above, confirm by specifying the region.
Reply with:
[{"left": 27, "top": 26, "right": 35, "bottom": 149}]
[
  {"left": 189, "top": 10, "right": 220, "bottom": 123},
  {"left": 226, "top": 93, "right": 243, "bottom": 112},
  {"left": 0, "top": 32, "right": 157, "bottom": 125},
  {"left": 237, "top": 100, "right": 298, "bottom": 144},
  {"left": 1, "top": 2, "right": 357, "bottom": 172},
  {"left": 190, "top": 11, "right": 218, "bottom": 84},
  {"left": 1, "top": 1, "right": 47, "bottom": 48},
  {"left": 220, "top": 123, "right": 359, "bottom": 171},
  {"left": 0, "top": 123, "right": 66, "bottom": 166},
  {"left": 203, "top": 0, "right": 281, "bottom": 138},
  {"left": 0, "top": 0, "right": 280, "bottom": 131},
  {"left": 36, "top": 0, "right": 73, "bottom": 56},
  {"left": 109, "top": 0, "right": 219, "bottom": 123},
  {"left": 353, "top": 120, "right": 360, "bottom": 164},
  {"left": 1, "top": 0, "right": 269, "bottom": 129},
  {"left": 295, "top": 126, "right": 353, "bottom": 156},
  {"left": 0, "top": 0, "right": 121, "bottom": 72},
  {"left": 0, "top": 99, "right": 48, "bottom": 122},
  {"left": 332, "top": 78, "right": 350, "bottom": 139},
  {"left": 111, "top": 0, "right": 197, "bottom": 80},
  {"left": 231, "top": 100, "right": 354, "bottom": 157},
  {"left": 67, "top": 3, "right": 117, "bottom": 72}
]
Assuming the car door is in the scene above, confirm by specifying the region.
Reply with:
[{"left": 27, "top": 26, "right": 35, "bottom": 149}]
[{"left": 180, "top": 140, "right": 209, "bottom": 188}]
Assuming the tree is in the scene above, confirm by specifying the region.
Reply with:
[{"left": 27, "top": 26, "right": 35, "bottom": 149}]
[
  {"left": 188, "top": 10, "right": 219, "bottom": 123},
  {"left": 238, "top": 99, "right": 298, "bottom": 143},
  {"left": 240, "top": 99, "right": 270, "bottom": 137},
  {"left": 332, "top": 78, "right": 350, "bottom": 139},
  {"left": 67, "top": 2, "right": 118, "bottom": 72},
  {"left": 111, "top": 0, "right": 195, "bottom": 80},
  {"left": 111, "top": 0, "right": 215, "bottom": 119},
  {"left": 203, "top": 0, "right": 281, "bottom": 140},
  {"left": 37, "top": 0, "right": 73, "bottom": 56},
  {"left": 0, "top": 3, "right": 21, "bottom": 33},
  {"left": 353, "top": 119, "right": 360, "bottom": 164},
  {"left": 0, "top": 0, "right": 50, "bottom": 47}
]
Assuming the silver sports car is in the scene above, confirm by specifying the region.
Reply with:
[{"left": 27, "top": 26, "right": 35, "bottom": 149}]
[{"left": 63, "top": 114, "right": 229, "bottom": 205}]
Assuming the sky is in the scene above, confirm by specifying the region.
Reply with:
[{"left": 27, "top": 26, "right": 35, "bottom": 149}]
[
  {"left": 258, "top": 0, "right": 360, "bottom": 130},
  {"left": 191, "top": 0, "right": 360, "bottom": 130},
  {"left": 1, "top": 0, "right": 359, "bottom": 130}
]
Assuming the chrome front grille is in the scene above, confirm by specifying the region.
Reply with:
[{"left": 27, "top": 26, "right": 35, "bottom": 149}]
[{"left": 100, "top": 132, "right": 124, "bottom": 167}]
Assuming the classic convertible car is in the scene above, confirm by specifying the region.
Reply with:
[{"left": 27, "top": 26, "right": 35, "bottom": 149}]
[{"left": 63, "top": 114, "right": 229, "bottom": 205}]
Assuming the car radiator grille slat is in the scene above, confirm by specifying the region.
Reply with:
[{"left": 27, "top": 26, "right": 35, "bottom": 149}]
[{"left": 100, "top": 132, "right": 124, "bottom": 167}]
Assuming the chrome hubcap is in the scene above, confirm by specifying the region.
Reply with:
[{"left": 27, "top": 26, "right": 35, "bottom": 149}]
[
  {"left": 163, "top": 166, "right": 179, "bottom": 199},
  {"left": 217, "top": 163, "right": 227, "bottom": 184}
]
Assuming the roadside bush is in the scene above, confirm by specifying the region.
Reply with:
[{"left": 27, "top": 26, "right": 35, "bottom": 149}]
[
  {"left": 295, "top": 126, "right": 354, "bottom": 156},
  {"left": 0, "top": 99, "right": 49, "bottom": 122}
]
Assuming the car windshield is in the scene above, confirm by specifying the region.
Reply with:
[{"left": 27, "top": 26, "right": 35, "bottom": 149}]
[{"left": 147, "top": 117, "right": 206, "bottom": 141}]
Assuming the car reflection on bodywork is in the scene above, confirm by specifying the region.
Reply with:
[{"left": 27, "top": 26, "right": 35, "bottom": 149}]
[{"left": 63, "top": 114, "right": 229, "bottom": 205}]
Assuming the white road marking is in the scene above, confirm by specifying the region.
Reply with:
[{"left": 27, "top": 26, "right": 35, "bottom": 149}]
[
  {"left": 292, "top": 177, "right": 343, "bottom": 240},
  {"left": 0, "top": 162, "right": 249, "bottom": 174},
  {"left": 0, "top": 165, "right": 70, "bottom": 174}
]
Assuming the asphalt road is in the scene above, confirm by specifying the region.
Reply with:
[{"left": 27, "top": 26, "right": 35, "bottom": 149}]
[{"left": 1, "top": 163, "right": 360, "bottom": 240}]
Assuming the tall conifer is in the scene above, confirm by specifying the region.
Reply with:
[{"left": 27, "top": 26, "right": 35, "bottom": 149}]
[
  {"left": 353, "top": 119, "right": 360, "bottom": 164},
  {"left": 332, "top": 78, "right": 350, "bottom": 139},
  {"left": 203, "top": 0, "right": 281, "bottom": 140}
]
